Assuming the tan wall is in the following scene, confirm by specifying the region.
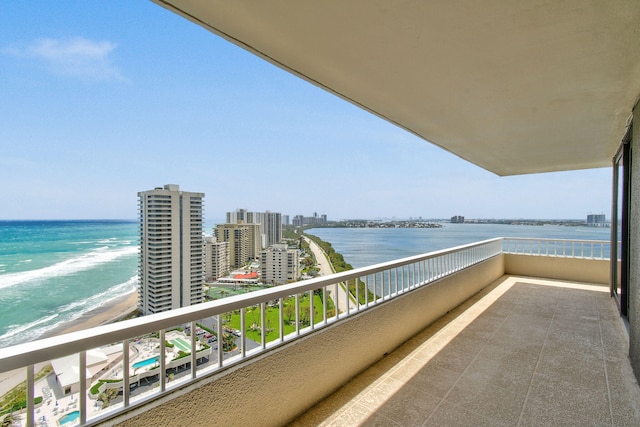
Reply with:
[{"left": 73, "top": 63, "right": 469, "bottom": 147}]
[
  {"left": 109, "top": 255, "right": 505, "bottom": 427},
  {"left": 505, "top": 253, "right": 610, "bottom": 285}
]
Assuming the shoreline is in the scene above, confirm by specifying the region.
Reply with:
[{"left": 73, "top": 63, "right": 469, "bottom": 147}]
[
  {"left": 45, "top": 291, "right": 139, "bottom": 337},
  {"left": 0, "top": 292, "right": 139, "bottom": 397}
]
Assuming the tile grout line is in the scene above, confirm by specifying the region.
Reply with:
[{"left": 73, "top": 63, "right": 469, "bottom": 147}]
[
  {"left": 423, "top": 278, "right": 519, "bottom": 426},
  {"left": 596, "top": 294, "right": 616, "bottom": 426},
  {"left": 516, "top": 285, "right": 561, "bottom": 426}
]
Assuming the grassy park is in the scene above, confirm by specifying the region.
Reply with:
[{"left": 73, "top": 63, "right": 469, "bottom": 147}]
[{"left": 222, "top": 293, "right": 335, "bottom": 343}]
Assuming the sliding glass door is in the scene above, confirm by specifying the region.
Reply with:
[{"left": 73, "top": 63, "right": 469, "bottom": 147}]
[{"left": 612, "top": 130, "right": 631, "bottom": 317}]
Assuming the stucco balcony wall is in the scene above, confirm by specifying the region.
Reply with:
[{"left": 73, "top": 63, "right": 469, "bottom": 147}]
[
  {"left": 112, "top": 255, "right": 505, "bottom": 426},
  {"left": 505, "top": 253, "right": 610, "bottom": 285}
]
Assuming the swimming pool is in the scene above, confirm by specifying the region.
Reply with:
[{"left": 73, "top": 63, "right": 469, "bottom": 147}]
[
  {"left": 59, "top": 410, "right": 79, "bottom": 425},
  {"left": 132, "top": 356, "right": 159, "bottom": 369}
]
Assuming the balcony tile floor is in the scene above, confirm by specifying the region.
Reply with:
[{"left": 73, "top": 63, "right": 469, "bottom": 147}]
[{"left": 290, "top": 276, "right": 640, "bottom": 426}]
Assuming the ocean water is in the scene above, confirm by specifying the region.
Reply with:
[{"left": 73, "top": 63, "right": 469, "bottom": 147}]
[
  {"left": 306, "top": 223, "right": 612, "bottom": 268},
  {"left": 0, "top": 220, "right": 139, "bottom": 348},
  {"left": 0, "top": 220, "right": 611, "bottom": 349}
]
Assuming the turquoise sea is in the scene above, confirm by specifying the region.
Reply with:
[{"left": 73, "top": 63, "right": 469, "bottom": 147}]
[
  {"left": 0, "top": 220, "right": 611, "bottom": 349},
  {"left": 0, "top": 220, "right": 139, "bottom": 348}
]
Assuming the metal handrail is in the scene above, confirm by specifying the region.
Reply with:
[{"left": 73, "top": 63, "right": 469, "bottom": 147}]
[
  {"left": 503, "top": 238, "right": 609, "bottom": 259},
  {"left": 0, "top": 236, "right": 611, "bottom": 426}
]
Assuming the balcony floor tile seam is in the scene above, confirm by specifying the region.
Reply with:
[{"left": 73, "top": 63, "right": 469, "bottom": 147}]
[
  {"left": 596, "top": 292, "right": 619, "bottom": 426},
  {"left": 510, "top": 289, "right": 559, "bottom": 427},
  {"left": 516, "top": 284, "right": 618, "bottom": 427},
  {"left": 422, "top": 399, "right": 509, "bottom": 427},
  {"left": 413, "top": 278, "right": 522, "bottom": 424}
]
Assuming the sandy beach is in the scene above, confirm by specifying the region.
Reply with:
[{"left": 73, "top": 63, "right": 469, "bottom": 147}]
[
  {"left": 46, "top": 291, "right": 139, "bottom": 336},
  {"left": 0, "top": 292, "right": 139, "bottom": 397}
]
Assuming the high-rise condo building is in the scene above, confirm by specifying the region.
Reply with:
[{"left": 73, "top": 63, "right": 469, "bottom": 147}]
[
  {"left": 260, "top": 244, "right": 300, "bottom": 285},
  {"left": 215, "top": 222, "right": 261, "bottom": 268},
  {"left": 138, "top": 184, "right": 204, "bottom": 315},
  {"left": 226, "top": 209, "right": 283, "bottom": 248},
  {"left": 226, "top": 208, "right": 248, "bottom": 224},
  {"left": 204, "top": 236, "right": 230, "bottom": 281},
  {"left": 292, "top": 213, "right": 328, "bottom": 226},
  {"left": 264, "top": 211, "right": 282, "bottom": 247}
]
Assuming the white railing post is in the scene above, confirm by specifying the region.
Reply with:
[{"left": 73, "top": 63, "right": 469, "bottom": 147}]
[
  {"left": 261, "top": 302, "right": 267, "bottom": 348},
  {"left": 216, "top": 314, "right": 223, "bottom": 368},
  {"left": 240, "top": 308, "right": 247, "bottom": 357},
  {"left": 123, "top": 338, "right": 130, "bottom": 407},
  {"left": 190, "top": 322, "right": 197, "bottom": 380},
  {"left": 79, "top": 350, "right": 87, "bottom": 425},
  {"left": 26, "top": 364, "right": 34, "bottom": 427},
  {"left": 159, "top": 330, "right": 166, "bottom": 392}
]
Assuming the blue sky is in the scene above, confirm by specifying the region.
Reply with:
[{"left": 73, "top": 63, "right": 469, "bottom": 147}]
[{"left": 1, "top": 2, "right": 612, "bottom": 221}]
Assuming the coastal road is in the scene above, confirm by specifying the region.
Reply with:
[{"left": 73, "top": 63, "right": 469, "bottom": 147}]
[{"left": 302, "top": 236, "right": 354, "bottom": 314}]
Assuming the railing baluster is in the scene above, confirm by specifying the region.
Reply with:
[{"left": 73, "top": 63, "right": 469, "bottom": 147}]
[
  {"left": 27, "top": 364, "right": 34, "bottom": 427},
  {"left": 345, "top": 281, "right": 350, "bottom": 314},
  {"left": 381, "top": 271, "right": 386, "bottom": 299},
  {"left": 402, "top": 265, "right": 406, "bottom": 290},
  {"left": 279, "top": 298, "right": 285, "bottom": 341},
  {"left": 261, "top": 302, "right": 267, "bottom": 348},
  {"left": 310, "top": 288, "right": 316, "bottom": 326},
  {"left": 217, "top": 314, "right": 223, "bottom": 368},
  {"left": 241, "top": 308, "right": 247, "bottom": 357},
  {"left": 123, "top": 338, "right": 130, "bottom": 407},
  {"left": 334, "top": 282, "right": 339, "bottom": 319},
  {"left": 295, "top": 294, "right": 300, "bottom": 335},
  {"left": 373, "top": 272, "right": 377, "bottom": 302},
  {"left": 159, "top": 329, "right": 166, "bottom": 392},
  {"left": 365, "top": 275, "right": 370, "bottom": 308},
  {"left": 323, "top": 286, "right": 327, "bottom": 324},
  {"left": 190, "top": 321, "right": 197, "bottom": 379},
  {"left": 79, "top": 350, "right": 87, "bottom": 425}
]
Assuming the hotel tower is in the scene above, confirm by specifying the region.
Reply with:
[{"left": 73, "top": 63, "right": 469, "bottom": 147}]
[{"left": 138, "top": 184, "right": 204, "bottom": 315}]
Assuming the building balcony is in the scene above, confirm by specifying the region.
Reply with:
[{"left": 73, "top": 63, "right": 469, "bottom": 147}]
[{"left": 1, "top": 238, "right": 638, "bottom": 426}]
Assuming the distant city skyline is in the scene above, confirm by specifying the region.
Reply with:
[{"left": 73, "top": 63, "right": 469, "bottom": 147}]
[{"left": 1, "top": 2, "right": 612, "bottom": 221}]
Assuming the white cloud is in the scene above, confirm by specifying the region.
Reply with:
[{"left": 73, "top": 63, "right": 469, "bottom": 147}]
[{"left": 7, "top": 37, "right": 126, "bottom": 81}]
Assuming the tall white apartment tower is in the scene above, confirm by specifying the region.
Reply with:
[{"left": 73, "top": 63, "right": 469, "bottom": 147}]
[{"left": 138, "top": 184, "right": 205, "bottom": 315}]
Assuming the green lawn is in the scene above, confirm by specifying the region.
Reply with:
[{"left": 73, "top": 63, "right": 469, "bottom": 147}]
[{"left": 223, "top": 293, "right": 335, "bottom": 343}]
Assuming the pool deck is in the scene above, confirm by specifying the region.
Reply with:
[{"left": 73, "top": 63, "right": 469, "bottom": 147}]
[{"left": 9, "top": 331, "right": 199, "bottom": 426}]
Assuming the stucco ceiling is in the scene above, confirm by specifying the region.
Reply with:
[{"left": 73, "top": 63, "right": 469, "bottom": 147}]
[{"left": 153, "top": 0, "right": 640, "bottom": 176}]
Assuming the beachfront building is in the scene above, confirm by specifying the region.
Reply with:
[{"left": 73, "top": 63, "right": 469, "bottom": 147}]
[
  {"left": 138, "top": 184, "right": 205, "bottom": 315},
  {"left": 260, "top": 244, "right": 299, "bottom": 285},
  {"left": 51, "top": 345, "right": 121, "bottom": 396},
  {"left": 226, "top": 209, "right": 283, "bottom": 248},
  {"left": 215, "top": 222, "right": 261, "bottom": 268},
  {"left": 264, "top": 211, "right": 282, "bottom": 247},
  {"left": 587, "top": 213, "right": 607, "bottom": 227},
  {"left": 203, "top": 236, "right": 229, "bottom": 282},
  {"left": 226, "top": 208, "right": 248, "bottom": 224},
  {"left": 292, "top": 212, "right": 328, "bottom": 227},
  {"left": 451, "top": 215, "right": 465, "bottom": 224}
]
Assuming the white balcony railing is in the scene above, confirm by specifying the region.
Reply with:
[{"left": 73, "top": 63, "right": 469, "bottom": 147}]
[
  {"left": 0, "top": 237, "right": 608, "bottom": 426},
  {"left": 503, "top": 237, "right": 610, "bottom": 259}
]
